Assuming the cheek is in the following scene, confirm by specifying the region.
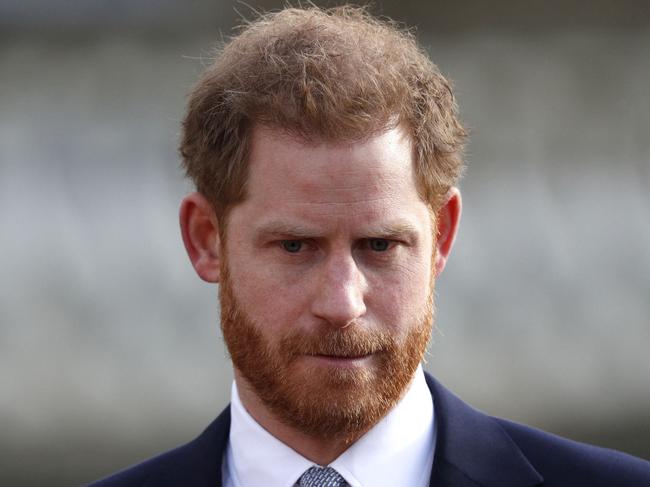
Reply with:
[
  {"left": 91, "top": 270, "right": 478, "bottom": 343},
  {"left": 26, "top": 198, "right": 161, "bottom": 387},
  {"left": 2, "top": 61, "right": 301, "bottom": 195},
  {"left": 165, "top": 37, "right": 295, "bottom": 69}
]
[
  {"left": 365, "top": 258, "right": 433, "bottom": 329},
  {"left": 226, "top": 253, "right": 311, "bottom": 330}
]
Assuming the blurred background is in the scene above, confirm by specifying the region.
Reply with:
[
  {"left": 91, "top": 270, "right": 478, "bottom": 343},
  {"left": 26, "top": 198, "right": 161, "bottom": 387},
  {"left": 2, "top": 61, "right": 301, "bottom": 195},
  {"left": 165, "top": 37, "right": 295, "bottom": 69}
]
[{"left": 1, "top": 0, "right": 649, "bottom": 485}]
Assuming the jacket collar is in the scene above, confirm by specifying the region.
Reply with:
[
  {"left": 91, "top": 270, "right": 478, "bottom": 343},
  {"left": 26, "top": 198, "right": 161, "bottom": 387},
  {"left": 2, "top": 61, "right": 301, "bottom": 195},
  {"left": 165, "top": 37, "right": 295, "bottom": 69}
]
[
  {"left": 425, "top": 373, "right": 543, "bottom": 487},
  {"left": 145, "top": 406, "right": 231, "bottom": 487}
]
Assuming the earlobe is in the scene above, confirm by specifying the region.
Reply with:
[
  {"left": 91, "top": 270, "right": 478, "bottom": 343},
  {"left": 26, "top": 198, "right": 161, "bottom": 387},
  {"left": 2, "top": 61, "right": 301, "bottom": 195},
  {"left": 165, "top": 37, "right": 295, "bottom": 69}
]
[
  {"left": 433, "top": 187, "right": 462, "bottom": 277},
  {"left": 179, "top": 192, "right": 222, "bottom": 283}
]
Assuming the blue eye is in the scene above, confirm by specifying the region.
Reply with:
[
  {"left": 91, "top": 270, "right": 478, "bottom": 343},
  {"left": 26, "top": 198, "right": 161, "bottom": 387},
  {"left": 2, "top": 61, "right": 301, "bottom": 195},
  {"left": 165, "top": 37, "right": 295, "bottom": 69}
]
[
  {"left": 369, "top": 238, "right": 390, "bottom": 251},
  {"left": 281, "top": 240, "right": 303, "bottom": 253}
]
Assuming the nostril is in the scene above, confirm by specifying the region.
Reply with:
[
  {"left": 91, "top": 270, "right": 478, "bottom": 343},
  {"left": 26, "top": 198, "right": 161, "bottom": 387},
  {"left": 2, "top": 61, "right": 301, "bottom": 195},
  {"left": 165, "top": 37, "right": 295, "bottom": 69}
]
[{"left": 310, "top": 283, "right": 366, "bottom": 328}]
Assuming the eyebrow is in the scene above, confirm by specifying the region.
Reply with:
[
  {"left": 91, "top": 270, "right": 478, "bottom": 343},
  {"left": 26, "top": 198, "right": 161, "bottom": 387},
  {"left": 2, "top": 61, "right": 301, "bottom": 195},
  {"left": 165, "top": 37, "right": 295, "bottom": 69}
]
[
  {"left": 368, "top": 221, "right": 420, "bottom": 242},
  {"left": 253, "top": 219, "right": 421, "bottom": 244},
  {"left": 254, "top": 221, "right": 323, "bottom": 242}
]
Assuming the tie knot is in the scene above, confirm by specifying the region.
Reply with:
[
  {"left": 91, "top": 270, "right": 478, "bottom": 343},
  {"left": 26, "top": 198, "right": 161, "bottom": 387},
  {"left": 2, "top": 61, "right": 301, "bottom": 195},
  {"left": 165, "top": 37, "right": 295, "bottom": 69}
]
[{"left": 298, "top": 466, "right": 348, "bottom": 487}]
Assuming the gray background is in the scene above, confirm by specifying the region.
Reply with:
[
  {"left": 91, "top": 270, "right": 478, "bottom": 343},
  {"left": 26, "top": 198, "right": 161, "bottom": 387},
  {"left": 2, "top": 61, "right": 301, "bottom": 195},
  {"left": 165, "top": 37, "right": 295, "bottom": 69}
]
[{"left": 1, "top": 1, "right": 649, "bottom": 485}]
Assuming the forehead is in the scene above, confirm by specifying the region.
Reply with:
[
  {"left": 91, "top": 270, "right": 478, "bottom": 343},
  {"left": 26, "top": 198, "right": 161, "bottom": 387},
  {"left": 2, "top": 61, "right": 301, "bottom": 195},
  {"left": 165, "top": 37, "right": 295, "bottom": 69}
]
[{"left": 232, "top": 124, "right": 430, "bottom": 232}]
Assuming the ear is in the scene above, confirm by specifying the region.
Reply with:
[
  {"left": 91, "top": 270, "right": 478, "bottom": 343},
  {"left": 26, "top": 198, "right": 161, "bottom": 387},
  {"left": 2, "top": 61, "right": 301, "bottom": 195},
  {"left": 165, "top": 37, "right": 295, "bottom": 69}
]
[
  {"left": 433, "top": 187, "right": 462, "bottom": 277},
  {"left": 179, "top": 192, "right": 222, "bottom": 283}
]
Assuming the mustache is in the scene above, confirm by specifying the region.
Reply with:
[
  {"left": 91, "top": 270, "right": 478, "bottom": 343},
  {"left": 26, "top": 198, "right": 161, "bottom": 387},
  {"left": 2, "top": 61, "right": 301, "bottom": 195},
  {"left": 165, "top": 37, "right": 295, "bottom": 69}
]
[{"left": 278, "top": 326, "right": 396, "bottom": 358}]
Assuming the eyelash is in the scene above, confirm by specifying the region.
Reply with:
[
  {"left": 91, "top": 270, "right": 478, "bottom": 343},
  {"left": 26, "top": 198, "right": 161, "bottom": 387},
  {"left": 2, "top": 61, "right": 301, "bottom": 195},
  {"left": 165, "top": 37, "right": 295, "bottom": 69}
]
[{"left": 280, "top": 240, "right": 306, "bottom": 253}]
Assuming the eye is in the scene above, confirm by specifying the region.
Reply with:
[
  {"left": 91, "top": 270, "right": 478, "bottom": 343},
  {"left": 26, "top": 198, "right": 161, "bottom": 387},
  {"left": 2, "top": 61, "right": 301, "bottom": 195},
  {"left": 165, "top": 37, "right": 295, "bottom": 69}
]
[
  {"left": 281, "top": 240, "right": 303, "bottom": 253},
  {"left": 368, "top": 238, "right": 390, "bottom": 252}
]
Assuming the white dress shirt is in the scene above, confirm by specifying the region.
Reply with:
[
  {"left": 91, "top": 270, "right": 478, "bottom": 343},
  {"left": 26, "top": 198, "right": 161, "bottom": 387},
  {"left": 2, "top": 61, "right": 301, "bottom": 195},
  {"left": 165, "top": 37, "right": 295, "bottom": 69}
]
[{"left": 222, "top": 365, "right": 436, "bottom": 487}]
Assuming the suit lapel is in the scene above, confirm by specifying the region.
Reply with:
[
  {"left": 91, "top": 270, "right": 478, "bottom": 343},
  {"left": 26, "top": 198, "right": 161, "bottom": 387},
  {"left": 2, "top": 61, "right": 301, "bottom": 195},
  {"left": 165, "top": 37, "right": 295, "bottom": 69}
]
[
  {"left": 425, "top": 373, "right": 543, "bottom": 487},
  {"left": 145, "top": 406, "right": 231, "bottom": 487},
  {"left": 193, "top": 406, "right": 231, "bottom": 487}
]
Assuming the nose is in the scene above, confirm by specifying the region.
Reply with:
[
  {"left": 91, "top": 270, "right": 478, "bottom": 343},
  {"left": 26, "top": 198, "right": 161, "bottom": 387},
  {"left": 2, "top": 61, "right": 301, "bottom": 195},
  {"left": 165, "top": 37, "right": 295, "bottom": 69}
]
[{"left": 310, "top": 252, "right": 367, "bottom": 328}]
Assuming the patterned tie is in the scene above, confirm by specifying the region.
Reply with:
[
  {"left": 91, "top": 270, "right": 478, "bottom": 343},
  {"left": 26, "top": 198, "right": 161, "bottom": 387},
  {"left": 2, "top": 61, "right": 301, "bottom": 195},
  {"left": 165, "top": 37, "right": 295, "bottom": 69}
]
[{"left": 297, "top": 466, "right": 349, "bottom": 487}]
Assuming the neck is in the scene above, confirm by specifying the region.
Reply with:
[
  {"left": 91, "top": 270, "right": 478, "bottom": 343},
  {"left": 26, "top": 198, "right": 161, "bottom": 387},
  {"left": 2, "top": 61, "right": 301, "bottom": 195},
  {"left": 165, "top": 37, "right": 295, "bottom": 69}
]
[{"left": 234, "top": 370, "right": 370, "bottom": 465}]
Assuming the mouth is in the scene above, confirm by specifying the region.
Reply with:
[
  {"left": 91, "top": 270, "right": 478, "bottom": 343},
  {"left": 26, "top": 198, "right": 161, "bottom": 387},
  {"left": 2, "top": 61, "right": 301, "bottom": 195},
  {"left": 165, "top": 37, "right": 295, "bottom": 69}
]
[{"left": 305, "top": 352, "right": 375, "bottom": 366}]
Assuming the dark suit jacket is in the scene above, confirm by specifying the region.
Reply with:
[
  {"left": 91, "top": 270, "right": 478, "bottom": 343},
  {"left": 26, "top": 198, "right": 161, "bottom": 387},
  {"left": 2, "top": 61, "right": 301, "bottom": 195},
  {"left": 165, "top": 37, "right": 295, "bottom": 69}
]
[{"left": 88, "top": 373, "right": 650, "bottom": 486}]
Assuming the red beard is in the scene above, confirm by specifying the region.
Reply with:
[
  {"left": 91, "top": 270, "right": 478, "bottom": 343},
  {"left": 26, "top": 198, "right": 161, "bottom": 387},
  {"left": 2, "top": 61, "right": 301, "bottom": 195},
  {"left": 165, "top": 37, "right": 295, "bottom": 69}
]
[{"left": 219, "top": 261, "right": 433, "bottom": 441}]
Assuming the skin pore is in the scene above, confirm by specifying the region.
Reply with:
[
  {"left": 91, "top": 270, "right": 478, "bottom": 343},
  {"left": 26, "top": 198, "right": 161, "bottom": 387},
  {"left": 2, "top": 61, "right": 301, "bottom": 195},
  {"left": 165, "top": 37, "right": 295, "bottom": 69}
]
[{"left": 180, "top": 125, "right": 461, "bottom": 465}]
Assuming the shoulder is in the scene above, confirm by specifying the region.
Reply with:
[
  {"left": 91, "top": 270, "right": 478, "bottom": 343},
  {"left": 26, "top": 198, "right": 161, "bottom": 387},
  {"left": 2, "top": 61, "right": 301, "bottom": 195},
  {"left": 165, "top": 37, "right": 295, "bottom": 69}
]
[
  {"left": 496, "top": 417, "right": 650, "bottom": 486},
  {"left": 424, "top": 372, "right": 650, "bottom": 487},
  {"left": 85, "top": 406, "right": 231, "bottom": 487},
  {"left": 85, "top": 444, "right": 191, "bottom": 487}
]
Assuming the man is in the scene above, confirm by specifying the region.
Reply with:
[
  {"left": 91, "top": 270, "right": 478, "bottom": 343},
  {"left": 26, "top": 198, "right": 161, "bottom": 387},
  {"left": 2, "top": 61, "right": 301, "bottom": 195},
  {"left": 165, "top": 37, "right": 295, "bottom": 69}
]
[{"left": 89, "top": 6, "right": 650, "bottom": 487}]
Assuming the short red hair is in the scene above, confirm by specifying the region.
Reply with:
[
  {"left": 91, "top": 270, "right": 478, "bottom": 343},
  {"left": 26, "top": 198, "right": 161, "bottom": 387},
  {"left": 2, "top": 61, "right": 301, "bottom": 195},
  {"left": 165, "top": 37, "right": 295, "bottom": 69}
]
[{"left": 180, "top": 5, "right": 466, "bottom": 219}]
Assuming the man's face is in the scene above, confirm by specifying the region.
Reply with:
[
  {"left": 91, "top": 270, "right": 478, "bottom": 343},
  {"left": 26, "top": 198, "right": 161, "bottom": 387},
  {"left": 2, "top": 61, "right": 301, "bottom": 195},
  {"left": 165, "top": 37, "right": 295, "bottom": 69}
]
[{"left": 219, "top": 125, "right": 436, "bottom": 440}]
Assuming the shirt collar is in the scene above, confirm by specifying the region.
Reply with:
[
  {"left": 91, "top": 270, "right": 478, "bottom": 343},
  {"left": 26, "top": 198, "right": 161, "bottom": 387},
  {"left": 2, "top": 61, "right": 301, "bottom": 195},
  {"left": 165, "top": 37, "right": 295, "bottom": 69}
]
[{"left": 226, "top": 365, "right": 435, "bottom": 487}]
